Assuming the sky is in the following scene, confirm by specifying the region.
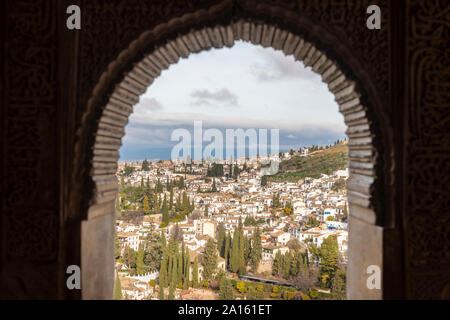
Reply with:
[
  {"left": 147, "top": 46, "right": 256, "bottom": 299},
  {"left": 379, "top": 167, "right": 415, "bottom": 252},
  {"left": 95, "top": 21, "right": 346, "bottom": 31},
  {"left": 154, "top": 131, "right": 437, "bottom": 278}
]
[{"left": 119, "top": 41, "right": 346, "bottom": 161}]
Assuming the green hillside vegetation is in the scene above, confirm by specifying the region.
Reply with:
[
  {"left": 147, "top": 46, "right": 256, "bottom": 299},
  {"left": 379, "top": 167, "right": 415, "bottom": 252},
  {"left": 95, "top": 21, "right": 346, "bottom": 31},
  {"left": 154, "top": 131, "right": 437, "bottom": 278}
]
[{"left": 268, "top": 144, "right": 348, "bottom": 183}]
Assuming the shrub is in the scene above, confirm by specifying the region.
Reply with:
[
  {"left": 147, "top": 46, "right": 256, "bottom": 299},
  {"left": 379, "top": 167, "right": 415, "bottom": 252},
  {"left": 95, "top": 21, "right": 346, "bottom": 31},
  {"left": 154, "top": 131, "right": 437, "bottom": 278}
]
[
  {"left": 210, "top": 279, "right": 219, "bottom": 290},
  {"left": 302, "top": 294, "right": 311, "bottom": 300},
  {"left": 236, "top": 281, "right": 247, "bottom": 294}
]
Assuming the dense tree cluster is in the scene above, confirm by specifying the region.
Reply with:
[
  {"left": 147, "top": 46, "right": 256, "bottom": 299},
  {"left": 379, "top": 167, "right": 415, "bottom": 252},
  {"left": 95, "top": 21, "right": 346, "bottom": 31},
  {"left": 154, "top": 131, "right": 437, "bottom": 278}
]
[
  {"left": 117, "top": 174, "right": 195, "bottom": 226},
  {"left": 158, "top": 235, "right": 192, "bottom": 299},
  {"left": 207, "top": 163, "right": 224, "bottom": 177},
  {"left": 118, "top": 231, "right": 165, "bottom": 275},
  {"left": 216, "top": 220, "right": 263, "bottom": 276},
  {"left": 272, "top": 249, "right": 309, "bottom": 280}
]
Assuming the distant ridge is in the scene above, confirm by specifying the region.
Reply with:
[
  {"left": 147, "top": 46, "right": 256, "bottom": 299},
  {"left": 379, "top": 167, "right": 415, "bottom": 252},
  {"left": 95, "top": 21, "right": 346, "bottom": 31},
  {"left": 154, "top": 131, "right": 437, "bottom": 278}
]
[{"left": 268, "top": 143, "right": 348, "bottom": 182}]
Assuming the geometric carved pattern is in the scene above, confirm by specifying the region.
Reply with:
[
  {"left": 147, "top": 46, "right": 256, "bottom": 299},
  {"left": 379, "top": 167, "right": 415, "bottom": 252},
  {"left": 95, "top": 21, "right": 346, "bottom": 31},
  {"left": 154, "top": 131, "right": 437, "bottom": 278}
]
[
  {"left": 406, "top": 0, "right": 450, "bottom": 298},
  {"left": 2, "top": 0, "right": 58, "bottom": 260},
  {"left": 1, "top": 0, "right": 59, "bottom": 298},
  {"left": 6, "top": 209, "right": 59, "bottom": 261}
]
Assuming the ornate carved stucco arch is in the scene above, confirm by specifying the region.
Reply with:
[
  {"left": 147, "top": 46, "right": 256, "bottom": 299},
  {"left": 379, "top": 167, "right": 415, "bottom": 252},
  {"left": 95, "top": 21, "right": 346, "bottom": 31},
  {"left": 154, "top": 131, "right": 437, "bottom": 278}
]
[{"left": 72, "top": 2, "right": 395, "bottom": 299}]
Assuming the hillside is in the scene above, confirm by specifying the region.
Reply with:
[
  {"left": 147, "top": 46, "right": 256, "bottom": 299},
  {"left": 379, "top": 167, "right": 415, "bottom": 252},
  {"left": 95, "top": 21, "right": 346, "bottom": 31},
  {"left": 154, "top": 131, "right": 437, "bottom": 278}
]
[{"left": 268, "top": 143, "right": 348, "bottom": 183}]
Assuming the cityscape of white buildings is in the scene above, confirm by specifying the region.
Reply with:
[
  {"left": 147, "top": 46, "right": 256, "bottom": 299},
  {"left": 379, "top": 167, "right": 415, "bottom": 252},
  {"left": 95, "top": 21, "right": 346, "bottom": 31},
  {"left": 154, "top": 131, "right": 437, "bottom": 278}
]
[{"left": 115, "top": 151, "right": 348, "bottom": 299}]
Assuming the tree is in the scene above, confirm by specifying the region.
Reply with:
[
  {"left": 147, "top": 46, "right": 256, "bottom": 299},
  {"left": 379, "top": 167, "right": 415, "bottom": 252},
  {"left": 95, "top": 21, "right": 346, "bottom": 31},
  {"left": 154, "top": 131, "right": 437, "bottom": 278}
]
[
  {"left": 217, "top": 223, "right": 226, "bottom": 258},
  {"left": 219, "top": 278, "right": 235, "bottom": 300},
  {"left": 143, "top": 233, "right": 163, "bottom": 271},
  {"left": 331, "top": 269, "right": 346, "bottom": 300},
  {"left": 192, "top": 257, "right": 199, "bottom": 288},
  {"left": 238, "top": 220, "right": 246, "bottom": 275},
  {"left": 123, "top": 246, "right": 137, "bottom": 271},
  {"left": 169, "top": 187, "right": 174, "bottom": 211},
  {"left": 343, "top": 202, "right": 348, "bottom": 221},
  {"left": 114, "top": 232, "right": 121, "bottom": 260},
  {"left": 250, "top": 227, "right": 262, "bottom": 271},
  {"left": 168, "top": 282, "right": 175, "bottom": 300},
  {"left": 159, "top": 286, "right": 165, "bottom": 300},
  {"left": 314, "top": 236, "right": 340, "bottom": 288},
  {"left": 142, "top": 159, "right": 150, "bottom": 171},
  {"left": 143, "top": 195, "right": 150, "bottom": 214},
  {"left": 272, "top": 251, "right": 282, "bottom": 276},
  {"left": 261, "top": 175, "right": 268, "bottom": 186},
  {"left": 124, "top": 165, "right": 134, "bottom": 176},
  {"left": 231, "top": 226, "right": 240, "bottom": 273},
  {"left": 159, "top": 254, "right": 168, "bottom": 287},
  {"left": 247, "top": 287, "right": 257, "bottom": 300},
  {"left": 114, "top": 272, "right": 123, "bottom": 300},
  {"left": 162, "top": 195, "right": 169, "bottom": 224},
  {"left": 178, "top": 177, "right": 185, "bottom": 189},
  {"left": 292, "top": 266, "right": 319, "bottom": 292},
  {"left": 224, "top": 234, "right": 231, "bottom": 269},
  {"left": 136, "top": 244, "right": 146, "bottom": 275},
  {"left": 202, "top": 238, "right": 218, "bottom": 281},
  {"left": 211, "top": 179, "right": 217, "bottom": 192},
  {"left": 183, "top": 247, "right": 190, "bottom": 289},
  {"left": 168, "top": 240, "right": 178, "bottom": 287},
  {"left": 236, "top": 280, "right": 247, "bottom": 294},
  {"left": 233, "top": 164, "right": 240, "bottom": 179},
  {"left": 284, "top": 202, "right": 293, "bottom": 216}
]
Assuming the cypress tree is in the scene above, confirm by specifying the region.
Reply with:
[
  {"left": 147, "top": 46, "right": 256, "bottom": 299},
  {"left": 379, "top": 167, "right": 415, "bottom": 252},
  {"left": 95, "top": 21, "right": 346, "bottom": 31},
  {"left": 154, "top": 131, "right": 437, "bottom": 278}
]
[
  {"left": 244, "top": 235, "right": 251, "bottom": 265},
  {"left": 192, "top": 257, "right": 199, "bottom": 288},
  {"left": 168, "top": 282, "right": 175, "bottom": 300},
  {"left": 136, "top": 244, "right": 146, "bottom": 275},
  {"left": 202, "top": 238, "right": 217, "bottom": 281},
  {"left": 177, "top": 252, "right": 183, "bottom": 287},
  {"left": 224, "top": 234, "right": 231, "bottom": 269},
  {"left": 159, "top": 286, "right": 165, "bottom": 300},
  {"left": 183, "top": 249, "right": 190, "bottom": 289},
  {"left": 169, "top": 187, "right": 174, "bottom": 211},
  {"left": 114, "top": 272, "right": 123, "bottom": 300},
  {"left": 217, "top": 224, "right": 225, "bottom": 257},
  {"left": 250, "top": 227, "right": 262, "bottom": 271},
  {"left": 143, "top": 195, "right": 150, "bottom": 214},
  {"left": 238, "top": 220, "right": 246, "bottom": 275},
  {"left": 171, "top": 251, "right": 178, "bottom": 288},
  {"left": 283, "top": 252, "right": 292, "bottom": 279},
  {"left": 343, "top": 202, "right": 348, "bottom": 220},
  {"left": 162, "top": 194, "right": 169, "bottom": 224},
  {"left": 272, "top": 251, "right": 282, "bottom": 276},
  {"left": 231, "top": 228, "right": 240, "bottom": 273},
  {"left": 159, "top": 254, "right": 168, "bottom": 287}
]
